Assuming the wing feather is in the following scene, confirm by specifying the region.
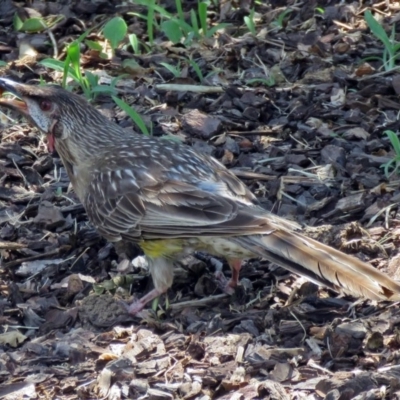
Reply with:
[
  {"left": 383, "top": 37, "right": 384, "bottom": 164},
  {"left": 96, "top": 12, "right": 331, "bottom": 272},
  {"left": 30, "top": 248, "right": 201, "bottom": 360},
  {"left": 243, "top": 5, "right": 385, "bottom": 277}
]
[{"left": 84, "top": 166, "right": 270, "bottom": 242}]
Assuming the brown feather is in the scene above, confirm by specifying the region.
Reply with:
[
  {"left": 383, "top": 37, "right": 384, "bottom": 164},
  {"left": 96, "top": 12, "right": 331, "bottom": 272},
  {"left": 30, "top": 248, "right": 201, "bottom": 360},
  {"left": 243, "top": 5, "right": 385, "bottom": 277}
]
[{"left": 233, "top": 232, "right": 400, "bottom": 301}]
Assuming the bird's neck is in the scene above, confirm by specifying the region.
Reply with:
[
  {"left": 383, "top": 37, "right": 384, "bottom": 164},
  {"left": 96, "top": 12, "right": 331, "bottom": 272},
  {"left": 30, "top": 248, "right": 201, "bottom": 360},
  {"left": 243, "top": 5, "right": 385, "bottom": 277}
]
[
  {"left": 54, "top": 121, "right": 129, "bottom": 199},
  {"left": 55, "top": 141, "right": 91, "bottom": 200}
]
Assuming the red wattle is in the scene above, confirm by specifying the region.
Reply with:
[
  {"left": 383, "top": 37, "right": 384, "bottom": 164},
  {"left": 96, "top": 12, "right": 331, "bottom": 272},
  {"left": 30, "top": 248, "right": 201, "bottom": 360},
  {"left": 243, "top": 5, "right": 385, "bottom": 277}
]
[{"left": 47, "top": 134, "right": 55, "bottom": 153}]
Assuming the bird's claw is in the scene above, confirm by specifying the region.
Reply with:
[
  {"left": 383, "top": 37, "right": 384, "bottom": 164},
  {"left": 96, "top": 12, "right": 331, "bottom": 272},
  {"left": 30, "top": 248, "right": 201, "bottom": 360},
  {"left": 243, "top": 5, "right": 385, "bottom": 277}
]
[
  {"left": 214, "top": 271, "right": 236, "bottom": 295},
  {"left": 119, "top": 299, "right": 146, "bottom": 315}
]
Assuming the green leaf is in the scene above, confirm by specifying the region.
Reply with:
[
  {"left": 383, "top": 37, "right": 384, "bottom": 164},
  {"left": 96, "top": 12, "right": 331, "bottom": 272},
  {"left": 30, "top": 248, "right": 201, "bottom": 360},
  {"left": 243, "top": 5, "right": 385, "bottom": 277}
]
[
  {"left": 275, "top": 9, "right": 292, "bottom": 28},
  {"left": 20, "top": 17, "right": 47, "bottom": 32},
  {"left": 103, "top": 17, "right": 127, "bottom": 51},
  {"left": 161, "top": 20, "right": 184, "bottom": 43},
  {"left": 85, "top": 39, "right": 103, "bottom": 51},
  {"left": 364, "top": 11, "right": 392, "bottom": 51},
  {"left": 84, "top": 71, "right": 98, "bottom": 88},
  {"left": 13, "top": 13, "right": 23, "bottom": 31},
  {"left": 110, "top": 74, "right": 127, "bottom": 88},
  {"left": 76, "top": 25, "right": 97, "bottom": 44},
  {"left": 63, "top": 52, "right": 72, "bottom": 89},
  {"left": 207, "top": 23, "right": 230, "bottom": 37},
  {"left": 67, "top": 42, "right": 82, "bottom": 80},
  {"left": 382, "top": 130, "right": 400, "bottom": 177},
  {"left": 39, "top": 58, "right": 65, "bottom": 71},
  {"left": 244, "top": 8, "right": 256, "bottom": 35},
  {"left": 174, "top": 18, "right": 194, "bottom": 35},
  {"left": 128, "top": 33, "right": 140, "bottom": 54},
  {"left": 121, "top": 59, "right": 141, "bottom": 73},
  {"left": 91, "top": 85, "right": 116, "bottom": 95},
  {"left": 161, "top": 134, "right": 183, "bottom": 143},
  {"left": 65, "top": 42, "right": 92, "bottom": 96},
  {"left": 0, "top": 60, "right": 6, "bottom": 67},
  {"left": 112, "top": 96, "right": 150, "bottom": 136},
  {"left": 39, "top": 58, "right": 79, "bottom": 81}
]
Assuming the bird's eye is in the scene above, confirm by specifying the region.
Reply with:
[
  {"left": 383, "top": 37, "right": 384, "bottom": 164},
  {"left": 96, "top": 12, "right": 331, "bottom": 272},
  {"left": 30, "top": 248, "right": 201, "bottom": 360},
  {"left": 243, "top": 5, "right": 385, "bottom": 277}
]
[{"left": 39, "top": 100, "right": 52, "bottom": 111}]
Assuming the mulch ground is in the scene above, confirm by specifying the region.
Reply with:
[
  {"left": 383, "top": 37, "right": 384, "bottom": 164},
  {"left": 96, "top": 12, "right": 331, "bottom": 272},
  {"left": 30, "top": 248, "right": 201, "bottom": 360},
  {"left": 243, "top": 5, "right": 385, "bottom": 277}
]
[{"left": 1, "top": 0, "right": 400, "bottom": 399}]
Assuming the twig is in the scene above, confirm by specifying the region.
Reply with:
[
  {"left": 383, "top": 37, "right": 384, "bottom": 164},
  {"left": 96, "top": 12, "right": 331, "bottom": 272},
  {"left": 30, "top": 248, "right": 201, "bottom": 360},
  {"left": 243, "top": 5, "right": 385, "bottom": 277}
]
[
  {"left": 0, "top": 241, "right": 26, "bottom": 250},
  {"left": 169, "top": 294, "right": 228, "bottom": 310},
  {"left": 2, "top": 248, "right": 64, "bottom": 270},
  {"left": 230, "top": 169, "right": 276, "bottom": 181},
  {"left": 155, "top": 84, "right": 224, "bottom": 93}
]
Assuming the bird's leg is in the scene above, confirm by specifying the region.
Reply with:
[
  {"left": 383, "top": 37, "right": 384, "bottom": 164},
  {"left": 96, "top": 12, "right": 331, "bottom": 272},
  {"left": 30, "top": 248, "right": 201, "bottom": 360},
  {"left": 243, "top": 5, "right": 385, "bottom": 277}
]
[
  {"left": 126, "top": 288, "right": 166, "bottom": 314},
  {"left": 126, "top": 256, "right": 174, "bottom": 315},
  {"left": 229, "top": 259, "right": 242, "bottom": 287},
  {"left": 215, "top": 258, "right": 242, "bottom": 295}
]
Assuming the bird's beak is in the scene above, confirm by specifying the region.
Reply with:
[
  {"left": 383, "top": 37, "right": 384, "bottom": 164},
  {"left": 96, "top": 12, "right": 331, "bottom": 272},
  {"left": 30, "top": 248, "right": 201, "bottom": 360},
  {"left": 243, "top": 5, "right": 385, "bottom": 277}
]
[{"left": 0, "top": 78, "right": 28, "bottom": 114}]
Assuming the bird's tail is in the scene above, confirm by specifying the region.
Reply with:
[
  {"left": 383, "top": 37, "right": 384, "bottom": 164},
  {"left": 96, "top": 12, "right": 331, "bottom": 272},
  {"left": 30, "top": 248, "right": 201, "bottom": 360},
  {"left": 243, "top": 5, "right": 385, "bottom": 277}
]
[{"left": 231, "top": 230, "right": 400, "bottom": 301}]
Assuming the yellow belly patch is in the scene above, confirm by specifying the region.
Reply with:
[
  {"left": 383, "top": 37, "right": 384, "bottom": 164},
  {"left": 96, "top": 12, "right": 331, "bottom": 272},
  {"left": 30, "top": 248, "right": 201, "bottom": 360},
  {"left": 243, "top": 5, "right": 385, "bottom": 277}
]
[
  {"left": 139, "top": 239, "right": 185, "bottom": 259},
  {"left": 139, "top": 237, "right": 252, "bottom": 260}
]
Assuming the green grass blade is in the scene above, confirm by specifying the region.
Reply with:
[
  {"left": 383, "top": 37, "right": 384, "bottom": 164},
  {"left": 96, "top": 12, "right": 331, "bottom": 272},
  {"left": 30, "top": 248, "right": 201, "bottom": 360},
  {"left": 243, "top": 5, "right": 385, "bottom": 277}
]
[
  {"left": 147, "top": 0, "right": 155, "bottom": 44},
  {"left": 190, "top": 9, "right": 199, "bottom": 38},
  {"left": 383, "top": 159, "right": 395, "bottom": 177},
  {"left": 189, "top": 59, "right": 203, "bottom": 82},
  {"left": 174, "top": 18, "right": 194, "bottom": 34},
  {"left": 364, "top": 10, "right": 392, "bottom": 51},
  {"left": 159, "top": 62, "right": 180, "bottom": 77},
  {"left": 207, "top": 23, "right": 230, "bottom": 37},
  {"left": 244, "top": 8, "right": 256, "bottom": 35},
  {"left": 198, "top": 2, "right": 208, "bottom": 36},
  {"left": 75, "top": 24, "right": 99, "bottom": 44},
  {"left": 63, "top": 54, "right": 71, "bottom": 88},
  {"left": 385, "top": 130, "right": 400, "bottom": 154},
  {"left": 175, "top": 0, "right": 184, "bottom": 21},
  {"left": 132, "top": 0, "right": 172, "bottom": 18},
  {"left": 67, "top": 42, "right": 82, "bottom": 80},
  {"left": 38, "top": 58, "right": 79, "bottom": 88},
  {"left": 112, "top": 95, "right": 150, "bottom": 136},
  {"left": 128, "top": 33, "right": 140, "bottom": 53}
]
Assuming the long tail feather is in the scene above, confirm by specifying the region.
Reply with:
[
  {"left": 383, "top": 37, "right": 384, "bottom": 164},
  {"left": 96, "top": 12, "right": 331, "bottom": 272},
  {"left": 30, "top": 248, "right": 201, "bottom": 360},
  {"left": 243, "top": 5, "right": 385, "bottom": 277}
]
[{"left": 232, "top": 230, "right": 400, "bottom": 301}]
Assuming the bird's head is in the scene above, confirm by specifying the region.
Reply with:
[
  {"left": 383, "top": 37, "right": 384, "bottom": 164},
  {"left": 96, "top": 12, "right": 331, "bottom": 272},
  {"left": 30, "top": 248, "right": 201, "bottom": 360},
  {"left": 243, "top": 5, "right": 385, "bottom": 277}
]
[{"left": 0, "top": 77, "right": 114, "bottom": 154}]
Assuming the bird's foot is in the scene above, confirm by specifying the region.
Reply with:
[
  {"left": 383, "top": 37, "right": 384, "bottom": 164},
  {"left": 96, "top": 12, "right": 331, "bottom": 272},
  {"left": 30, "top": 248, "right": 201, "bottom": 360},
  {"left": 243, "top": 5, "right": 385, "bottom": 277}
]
[
  {"left": 214, "top": 271, "right": 236, "bottom": 295},
  {"left": 122, "top": 287, "right": 166, "bottom": 315},
  {"left": 119, "top": 299, "right": 146, "bottom": 316},
  {"left": 125, "top": 300, "right": 146, "bottom": 315}
]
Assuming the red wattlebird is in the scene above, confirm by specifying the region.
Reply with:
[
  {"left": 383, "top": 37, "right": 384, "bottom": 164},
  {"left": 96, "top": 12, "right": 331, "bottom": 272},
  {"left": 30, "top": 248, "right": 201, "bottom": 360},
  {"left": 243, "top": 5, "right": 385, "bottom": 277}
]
[{"left": 1, "top": 77, "right": 399, "bottom": 314}]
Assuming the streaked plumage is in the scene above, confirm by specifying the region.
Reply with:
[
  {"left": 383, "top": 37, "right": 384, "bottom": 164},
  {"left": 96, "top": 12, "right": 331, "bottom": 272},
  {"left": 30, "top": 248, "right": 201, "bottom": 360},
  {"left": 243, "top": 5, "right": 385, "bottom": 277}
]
[{"left": 1, "top": 77, "right": 400, "bottom": 314}]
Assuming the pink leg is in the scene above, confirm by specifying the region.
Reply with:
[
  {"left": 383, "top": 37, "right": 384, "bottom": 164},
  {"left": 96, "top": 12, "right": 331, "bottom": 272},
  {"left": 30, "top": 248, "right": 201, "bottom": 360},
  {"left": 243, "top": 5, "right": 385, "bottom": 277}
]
[
  {"left": 125, "top": 288, "right": 167, "bottom": 314},
  {"left": 215, "top": 259, "right": 242, "bottom": 295},
  {"left": 228, "top": 259, "right": 242, "bottom": 288},
  {"left": 125, "top": 257, "right": 174, "bottom": 315}
]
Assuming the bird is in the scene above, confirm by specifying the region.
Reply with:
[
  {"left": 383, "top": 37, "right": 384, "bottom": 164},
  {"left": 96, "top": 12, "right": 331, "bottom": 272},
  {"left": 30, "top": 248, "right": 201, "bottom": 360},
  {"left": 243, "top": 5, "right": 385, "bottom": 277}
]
[{"left": 1, "top": 77, "right": 400, "bottom": 314}]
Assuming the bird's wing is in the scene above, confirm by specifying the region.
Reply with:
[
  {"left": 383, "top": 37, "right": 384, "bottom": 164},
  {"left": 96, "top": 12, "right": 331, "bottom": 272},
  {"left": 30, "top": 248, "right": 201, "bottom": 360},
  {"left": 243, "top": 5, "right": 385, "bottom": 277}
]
[{"left": 84, "top": 167, "right": 271, "bottom": 242}]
